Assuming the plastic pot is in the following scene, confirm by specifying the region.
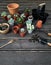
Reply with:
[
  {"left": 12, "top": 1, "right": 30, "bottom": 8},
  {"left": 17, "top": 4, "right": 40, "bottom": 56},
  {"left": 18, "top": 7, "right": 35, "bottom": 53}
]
[{"left": 36, "top": 20, "right": 43, "bottom": 29}]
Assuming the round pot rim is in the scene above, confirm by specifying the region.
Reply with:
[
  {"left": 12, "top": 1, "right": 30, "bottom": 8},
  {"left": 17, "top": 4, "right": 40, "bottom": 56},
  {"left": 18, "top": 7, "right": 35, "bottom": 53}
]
[{"left": 7, "top": 3, "right": 19, "bottom": 9}]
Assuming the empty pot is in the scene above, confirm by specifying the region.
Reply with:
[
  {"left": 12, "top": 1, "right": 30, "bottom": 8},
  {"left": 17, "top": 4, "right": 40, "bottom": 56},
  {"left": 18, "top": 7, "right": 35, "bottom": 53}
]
[{"left": 7, "top": 3, "right": 19, "bottom": 15}]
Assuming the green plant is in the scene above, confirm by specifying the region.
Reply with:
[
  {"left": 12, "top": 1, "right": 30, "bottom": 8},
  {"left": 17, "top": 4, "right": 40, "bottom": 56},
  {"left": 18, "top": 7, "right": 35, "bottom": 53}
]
[
  {"left": 16, "top": 17, "right": 23, "bottom": 24},
  {"left": 24, "top": 8, "right": 31, "bottom": 13},
  {"left": 1, "top": 11, "right": 7, "bottom": 17}
]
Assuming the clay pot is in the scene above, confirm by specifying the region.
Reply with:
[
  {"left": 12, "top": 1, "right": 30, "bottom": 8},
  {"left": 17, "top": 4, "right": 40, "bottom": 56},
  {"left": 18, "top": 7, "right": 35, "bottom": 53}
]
[
  {"left": 36, "top": 20, "right": 43, "bottom": 29},
  {"left": 7, "top": 3, "right": 19, "bottom": 15},
  {"left": 12, "top": 25, "right": 20, "bottom": 34},
  {"left": 19, "top": 28, "right": 26, "bottom": 37},
  {"left": 20, "top": 32, "right": 26, "bottom": 37}
]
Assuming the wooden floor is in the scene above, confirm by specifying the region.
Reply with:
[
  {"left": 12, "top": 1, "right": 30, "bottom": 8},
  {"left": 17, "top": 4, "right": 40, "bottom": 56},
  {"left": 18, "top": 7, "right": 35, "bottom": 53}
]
[{"left": 0, "top": 0, "right": 51, "bottom": 65}]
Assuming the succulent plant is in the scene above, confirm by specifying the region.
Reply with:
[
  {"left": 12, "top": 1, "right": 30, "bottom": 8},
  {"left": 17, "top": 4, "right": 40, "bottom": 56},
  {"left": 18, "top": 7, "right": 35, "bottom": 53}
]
[
  {"left": 20, "top": 13, "right": 26, "bottom": 18},
  {"left": 7, "top": 15, "right": 11, "bottom": 20},
  {"left": 8, "top": 18, "right": 14, "bottom": 26},
  {"left": 24, "top": 8, "right": 31, "bottom": 13},
  {"left": 1, "top": 11, "right": 7, "bottom": 17},
  {"left": 14, "top": 13, "right": 19, "bottom": 17},
  {"left": 16, "top": 17, "right": 23, "bottom": 24}
]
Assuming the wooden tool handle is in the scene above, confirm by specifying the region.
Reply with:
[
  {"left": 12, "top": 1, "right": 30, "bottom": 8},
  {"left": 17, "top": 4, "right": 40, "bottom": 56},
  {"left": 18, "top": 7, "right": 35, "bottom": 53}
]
[
  {"left": 47, "top": 43, "right": 51, "bottom": 47},
  {"left": 0, "top": 40, "right": 14, "bottom": 49},
  {"left": 48, "top": 33, "right": 51, "bottom": 36}
]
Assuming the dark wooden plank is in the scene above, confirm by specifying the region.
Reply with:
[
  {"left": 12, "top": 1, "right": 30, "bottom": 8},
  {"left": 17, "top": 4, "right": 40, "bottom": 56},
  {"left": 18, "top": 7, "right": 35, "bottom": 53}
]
[
  {"left": 0, "top": 0, "right": 51, "bottom": 10},
  {"left": 0, "top": 51, "right": 51, "bottom": 65}
]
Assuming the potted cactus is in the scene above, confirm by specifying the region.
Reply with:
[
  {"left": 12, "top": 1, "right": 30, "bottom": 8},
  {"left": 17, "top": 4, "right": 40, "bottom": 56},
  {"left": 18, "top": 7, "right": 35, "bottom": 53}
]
[
  {"left": 26, "top": 20, "right": 34, "bottom": 34},
  {"left": 19, "top": 28, "right": 26, "bottom": 37},
  {"left": 28, "top": 25, "right": 34, "bottom": 34},
  {"left": 1, "top": 11, "right": 7, "bottom": 20}
]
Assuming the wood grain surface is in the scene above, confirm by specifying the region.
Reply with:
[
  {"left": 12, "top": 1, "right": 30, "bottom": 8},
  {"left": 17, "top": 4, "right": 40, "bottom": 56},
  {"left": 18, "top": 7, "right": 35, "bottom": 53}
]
[{"left": 0, "top": 0, "right": 51, "bottom": 65}]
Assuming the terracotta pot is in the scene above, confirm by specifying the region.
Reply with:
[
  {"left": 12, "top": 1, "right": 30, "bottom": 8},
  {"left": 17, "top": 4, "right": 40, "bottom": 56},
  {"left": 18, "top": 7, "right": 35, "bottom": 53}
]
[
  {"left": 7, "top": 3, "right": 19, "bottom": 15},
  {"left": 20, "top": 32, "right": 26, "bottom": 37},
  {"left": 19, "top": 28, "right": 26, "bottom": 37},
  {"left": 12, "top": 25, "right": 20, "bottom": 34},
  {"left": 36, "top": 20, "right": 43, "bottom": 29}
]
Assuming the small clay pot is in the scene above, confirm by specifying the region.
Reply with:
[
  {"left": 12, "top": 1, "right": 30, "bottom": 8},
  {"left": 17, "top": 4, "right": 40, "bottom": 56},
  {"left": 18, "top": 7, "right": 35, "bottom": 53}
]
[
  {"left": 20, "top": 32, "right": 26, "bottom": 37},
  {"left": 36, "top": 20, "right": 43, "bottom": 29},
  {"left": 7, "top": 3, "right": 19, "bottom": 15},
  {"left": 12, "top": 25, "right": 20, "bottom": 34},
  {"left": 19, "top": 28, "right": 26, "bottom": 37}
]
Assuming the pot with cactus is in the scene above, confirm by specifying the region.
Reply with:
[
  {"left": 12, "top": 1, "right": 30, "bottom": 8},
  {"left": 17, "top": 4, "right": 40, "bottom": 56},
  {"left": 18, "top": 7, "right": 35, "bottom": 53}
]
[
  {"left": 19, "top": 28, "right": 26, "bottom": 37},
  {"left": 26, "top": 20, "right": 34, "bottom": 34}
]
